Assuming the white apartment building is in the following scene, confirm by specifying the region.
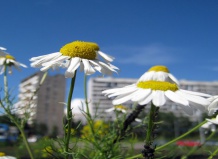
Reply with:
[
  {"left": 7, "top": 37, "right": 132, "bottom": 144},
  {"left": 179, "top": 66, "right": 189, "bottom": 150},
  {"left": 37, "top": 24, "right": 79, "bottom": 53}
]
[
  {"left": 88, "top": 77, "right": 218, "bottom": 121},
  {"left": 15, "top": 72, "right": 66, "bottom": 135}
]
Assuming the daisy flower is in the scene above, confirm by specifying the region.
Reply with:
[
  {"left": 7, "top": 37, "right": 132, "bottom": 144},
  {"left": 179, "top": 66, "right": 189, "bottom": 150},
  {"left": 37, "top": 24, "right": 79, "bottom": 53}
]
[
  {"left": 0, "top": 152, "right": 16, "bottom": 159},
  {"left": 207, "top": 95, "right": 218, "bottom": 116},
  {"left": 30, "top": 41, "right": 119, "bottom": 78},
  {"left": 102, "top": 66, "right": 211, "bottom": 115},
  {"left": 138, "top": 65, "right": 179, "bottom": 85},
  {"left": 105, "top": 105, "right": 142, "bottom": 122},
  {"left": 105, "top": 105, "right": 128, "bottom": 113},
  {"left": 201, "top": 115, "right": 218, "bottom": 132},
  {"left": 0, "top": 47, "right": 27, "bottom": 74}
]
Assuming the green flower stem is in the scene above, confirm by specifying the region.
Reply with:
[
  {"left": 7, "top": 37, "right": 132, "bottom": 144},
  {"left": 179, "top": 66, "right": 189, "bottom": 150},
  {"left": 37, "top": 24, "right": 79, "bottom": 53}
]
[
  {"left": 64, "top": 71, "right": 77, "bottom": 159},
  {"left": 208, "top": 146, "right": 218, "bottom": 159},
  {"left": 145, "top": 102, "right": 157, "bottom": 146},
  {"left": 126, "top": 119, "right": 207, "bottom": 159},
  {"left": 2, "top": 66, "right": 34, "bottom": 159},
  {"left": 83, "top": 75, "right": 103, "bottom": 152},
  {"left": 182, "top": 131, "right": 216, "bottom": 159},
  {"left": 3, "top": 66, "right": 9, "bottom": 103},
  {"left": 84, "top": 75, "right": 90, "bottom": 115},
  {"left": 14, "top": 119, "right": 35, "bottom": 159}
]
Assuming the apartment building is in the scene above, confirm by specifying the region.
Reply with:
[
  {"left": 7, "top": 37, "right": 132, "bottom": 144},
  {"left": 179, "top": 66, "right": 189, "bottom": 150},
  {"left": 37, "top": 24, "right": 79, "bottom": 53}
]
[
  {"left": 88, "top": 77, "right": 218, "bottom": 121},
  {"left": 15, "top": 72, "right": 66, "bottom": 136}
]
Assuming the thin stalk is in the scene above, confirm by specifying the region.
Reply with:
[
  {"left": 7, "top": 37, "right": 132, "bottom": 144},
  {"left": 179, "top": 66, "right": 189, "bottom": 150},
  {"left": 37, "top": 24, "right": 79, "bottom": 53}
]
[
  {"left": 208, "top": 146, "right": 218, "bottom": 159},
  {"left": 64, "top": 71, "right": 77, "bottom": 159},
  {"left": 4, "top": 66, "right": 9, "bottom": 103},
  {"left": 14, "top": 119, "right": 34, "bottom": 159},
  {"left": 156, "top": 120, "right": 207, "bottom": 151},
  {"left": 83, "top": 75, "right": 103, "bottom": 152},
  {"left": 182, "top": 131, "right": 216, "bottom": 159},
  {"left": 84, "top": 75, "right": 90, "bottom": 115},
  {"left": 126, "top": 120, "right": 207, "bottom": 159},
  {"left": 145, "top": 102, "right": 156, "bottom": 146},
  {"left": 2, "top": 66, "right": 34, "bottom": 159}
]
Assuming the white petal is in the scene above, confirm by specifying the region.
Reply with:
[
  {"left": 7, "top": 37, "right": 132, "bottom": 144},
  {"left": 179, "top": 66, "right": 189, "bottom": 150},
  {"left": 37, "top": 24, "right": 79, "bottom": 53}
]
[
  {"left": 177, "top": 91, "right": 210, "bottom": 106},
  {"left": 97, "top": 51, "right": 114, "bottom": 62},
  {"left": 105, "top": 108, "right": 115, "bottom": 112},
  {"left": 138, "top": 71, "right": 154, "bottom": 81},
  {"left": 102, "top": 85, "right": 135, "bottom": 95},
  {"left": 108, "top": 86, "right": 137, "bottom": 98},
  {"left": 0, "top": 46, "right": 6, "bottom": 50},
  {"left": 132, "top": 89, "right": 151, "bottom": 102},
  {"left": 138, "top": 92, "right": 153, "bottom": 105},
  {"left": 165, "top": 90, "right": 189, "bottom": 106},
  {"left": 65, "top": 57, "right": 81, "bottom": 78},
  {"left": 152, "top": 90, "right": 166, "bottom": 106},
  {"left": 168, "top": 73, "right": 179, "bottom": 85},
  {"left": 30, "top": 53, "right": 62, "bottom": 67},
  {"left": 208, "top": 97, "right": 218, "bottom": 109},
  {"left": 112, "top": 92, "right": 136, "bottom": 105},
  {"left": 30, "top": 52, "right": 60, "bottom": 61},
  {"left": 82, "top": 59, "right": 95, "bottom": 75},
  {"left": 180, "top": 89, "right": 211, "bottom": 97},
  {"left": 99, "top": 61, "right": 117, "bottom": 72}
]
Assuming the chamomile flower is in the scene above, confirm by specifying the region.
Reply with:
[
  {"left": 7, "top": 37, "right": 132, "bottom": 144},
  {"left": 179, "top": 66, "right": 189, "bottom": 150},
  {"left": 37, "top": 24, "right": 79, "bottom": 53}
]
[
  {"left": 207, "top": 96, "right": 218, "bottom": 116},
  {"left": 138, "top": 65, "right": 179, "bottom": 85},
  {"left": 105, "top": 105, "right": 128, "bottom": 113},
  {"left": 201, "top": 115, "right": 218, "bottom": 132},
  {"left": 0, "top": 152, "right": 16, "bottom": 159},
  {"left": 30, "top": 41, "right": 119, "bottom": 78},
  {"left": 102, "top": 66, "right": 211, "bottom": 115},
  {"left": 0, "top": 47, "right": 27, "bottom": 74},
  {"left": 105, "top": 105, "right": 142, "bottom": 122}
]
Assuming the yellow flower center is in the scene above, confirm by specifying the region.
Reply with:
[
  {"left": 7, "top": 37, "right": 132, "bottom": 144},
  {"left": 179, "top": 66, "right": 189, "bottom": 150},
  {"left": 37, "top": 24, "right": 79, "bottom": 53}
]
[
  {"left": 59, "top": 41, "right": 99, "bottom": 60},
  {"left": 5, "top": 54, "right": 15, "bottom": 60},
  {"left": 114, "top": 105, "right": 127, "bottom": 110},
  {"left": 0, "top": 152, "right": 6, "bottom": 156},
  {"left": 148, "top": 65, "right": 169, "bottom": 73},
  {"left": 137, "top": 81, "right": 178, "bottom": 91}
]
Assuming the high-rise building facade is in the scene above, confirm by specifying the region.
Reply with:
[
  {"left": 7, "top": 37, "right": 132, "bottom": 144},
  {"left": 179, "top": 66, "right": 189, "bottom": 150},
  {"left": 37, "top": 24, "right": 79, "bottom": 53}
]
[
  {"left": 88, "top": 77, "right": 218, "bottom": 121},
  {"left": 15, "top": 72, "right": 66, "bottom": 136}
]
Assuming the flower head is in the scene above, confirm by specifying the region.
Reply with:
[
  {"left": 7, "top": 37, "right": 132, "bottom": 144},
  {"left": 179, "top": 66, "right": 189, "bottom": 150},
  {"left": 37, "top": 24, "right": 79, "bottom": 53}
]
[
  {"left": 30, "top": 41, "right": 119, "bottom": 78},
  {"left": 0, "top": 47, "right": 27, "bottom": 74},
  {"left": 102, "top": 66, "right": 211, "bottom": 115},
  {"left": 105, "top": 105, "right": 128, "bottom": 113},
  {"left": 201, "top": 115, "right": 218, "bottom": 132},
  {"left": 0, "top": 152, "right": 16, "bottom": 159},
  {"left": 207, "top": 95, "right": 218, "bottom": 116}
]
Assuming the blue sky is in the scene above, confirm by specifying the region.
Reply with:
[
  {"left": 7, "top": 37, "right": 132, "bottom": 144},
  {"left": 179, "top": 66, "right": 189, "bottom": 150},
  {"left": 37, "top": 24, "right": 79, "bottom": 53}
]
[{"left": 1, "top": 0, "right": 218, "bottom": 100}]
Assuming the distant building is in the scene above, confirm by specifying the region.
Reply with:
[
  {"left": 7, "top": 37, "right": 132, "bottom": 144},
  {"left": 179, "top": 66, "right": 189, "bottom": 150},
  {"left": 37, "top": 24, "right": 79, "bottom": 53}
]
[
  {"left": 15, "top": 72, "right": 66, "bottom": 136},
  {"left": 88, "top": 77, "right": 218, "bottom": 121}
]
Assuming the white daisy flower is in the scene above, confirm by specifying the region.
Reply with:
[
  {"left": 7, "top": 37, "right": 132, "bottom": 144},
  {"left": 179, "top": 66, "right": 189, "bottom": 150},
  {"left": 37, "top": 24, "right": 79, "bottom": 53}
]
[
  {"left": 102, "top": 66, "right": 211, "bottom": 115},
  {"left": 201, "top": 115, "right": 218, "bottom": 132},
  {"left": 105, "top": 105, "right": 128, "bottom": 113},
  {"left": 0, "top": 157, "right": 16, "bottom": 159},
  {"left": 138, "top": 65, "right": 179, "bottom": 85},
  {"left": 0, "top": 152, "right": 16, "bottom": 159},
  {"left": 105, "top": 105, "right": 142, "bottom": 122},
  {"left": 0, "top": 47, "right": 27, "bottom": 74},
  {"left": 207, "top": 95, "right": 218, "bottom": 116},
  {"left": 207, "top": 115, "right": 218, "bottom": 125},
  {"left": 30, "top": 41, "right": 119, "bottom": 78}
]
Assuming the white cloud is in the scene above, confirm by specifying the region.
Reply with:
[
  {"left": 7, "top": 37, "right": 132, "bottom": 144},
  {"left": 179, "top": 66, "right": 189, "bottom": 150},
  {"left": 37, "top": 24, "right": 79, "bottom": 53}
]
[{"left": 106, "top": 44, "right": 178, "bottom": 66}]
